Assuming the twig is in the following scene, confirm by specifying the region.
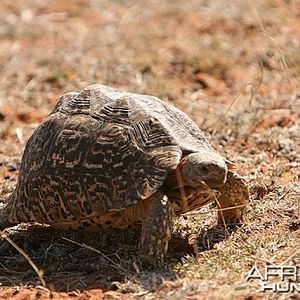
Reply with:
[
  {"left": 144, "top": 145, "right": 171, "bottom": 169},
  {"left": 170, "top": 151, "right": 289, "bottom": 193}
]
[
  {"left": 62, "top": 237, "right": 129, "bottom": 275},
  {"left": 277, "top": 187, "right": 295, "bottom": 202},
  {"left": 0, "top": 231, "right": 46, "bottom": 287},
  {"left": 281, "top": 248, "right": 300, "bottom": 265}
]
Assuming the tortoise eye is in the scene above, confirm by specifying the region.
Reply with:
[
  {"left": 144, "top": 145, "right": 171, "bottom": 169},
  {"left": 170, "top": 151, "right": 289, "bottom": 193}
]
[{"left": 199, "top": 165, "right": 209, "bottom": 174}]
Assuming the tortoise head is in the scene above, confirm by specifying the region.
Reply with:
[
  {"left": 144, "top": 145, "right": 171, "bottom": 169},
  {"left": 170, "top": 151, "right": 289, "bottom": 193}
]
[{"left": 181, "top": 150, "right": 227, "bottom": 188}]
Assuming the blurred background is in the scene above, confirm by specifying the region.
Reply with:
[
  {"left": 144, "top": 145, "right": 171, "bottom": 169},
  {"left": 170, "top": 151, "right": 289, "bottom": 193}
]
[
  {"left": 0, "top": 1, "right": 299, "bottom": 298},
  {"left": 1, "top": 0, "right": 299, "bottom": 176},
  {"left": 0, "top": 1, "right": 299, "bottom": 139}
]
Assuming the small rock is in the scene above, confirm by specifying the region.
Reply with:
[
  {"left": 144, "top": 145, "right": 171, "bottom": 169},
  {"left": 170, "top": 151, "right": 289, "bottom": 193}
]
[
  {"left": 7, "top": 163, "right": 17, "bottom": 172},
  {"left": 0, "top": 112, "right": 5, "bottom": 121},
  {"left": 249, "top": 183, "right": 268, "bottom": 199}
]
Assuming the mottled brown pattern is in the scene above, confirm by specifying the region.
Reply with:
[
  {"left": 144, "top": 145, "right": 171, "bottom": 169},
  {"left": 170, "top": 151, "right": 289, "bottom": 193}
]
[{"left": 0, "top": 84, "right": 249, "bottom": 264}]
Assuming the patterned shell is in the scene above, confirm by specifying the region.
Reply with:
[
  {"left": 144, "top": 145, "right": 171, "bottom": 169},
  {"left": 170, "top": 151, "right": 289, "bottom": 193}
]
[{"left": 15, "top": 85, "right": 213, "bottom": 217}]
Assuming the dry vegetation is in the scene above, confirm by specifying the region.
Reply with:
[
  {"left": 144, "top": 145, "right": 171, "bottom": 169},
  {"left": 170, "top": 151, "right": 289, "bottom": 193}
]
[{"left": 0, "top": 0, "right": 299, "bottom": 299}]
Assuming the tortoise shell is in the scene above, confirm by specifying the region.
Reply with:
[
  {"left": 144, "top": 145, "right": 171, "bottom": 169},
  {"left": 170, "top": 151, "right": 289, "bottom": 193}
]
[{"left": 3, "top": 84, "right": 226, "bottom": 228}]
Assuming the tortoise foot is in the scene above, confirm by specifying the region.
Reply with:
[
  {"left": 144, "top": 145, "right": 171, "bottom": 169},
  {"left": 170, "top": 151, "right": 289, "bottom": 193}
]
[{"left": 139, "top": 192, "right": 174, "bottom": 267}]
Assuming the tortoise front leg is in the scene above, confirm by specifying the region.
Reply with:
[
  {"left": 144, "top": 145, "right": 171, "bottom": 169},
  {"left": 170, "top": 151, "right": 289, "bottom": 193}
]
[
  {"left": 139, "top": 191, "right": 174, "bottom": 266},
  {"left": 215, "top": 171, "right": 249, "bottom": 227}
]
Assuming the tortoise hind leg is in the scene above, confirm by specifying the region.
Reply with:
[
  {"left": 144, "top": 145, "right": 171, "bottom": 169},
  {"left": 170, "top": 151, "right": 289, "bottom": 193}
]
[
  {"left": 0, "top": 203, "right": 6, "bottom": 230},
  {"left": 0, "top": 193, "right": 22, "bottom": 230},
  {"left": 215, "top": 171, "right": 249, "bottom": 227},
  {"left": 0, "top": 203, "right": 15, "bottom": 230},
  {"left": 139, "top": 191, "right": 174, "bottom": 266}
]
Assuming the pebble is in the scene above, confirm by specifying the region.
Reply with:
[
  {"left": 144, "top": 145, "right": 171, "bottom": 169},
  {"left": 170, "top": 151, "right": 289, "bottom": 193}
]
[{"left": 249, "top": 183, "right": 268, "bottom": 199}]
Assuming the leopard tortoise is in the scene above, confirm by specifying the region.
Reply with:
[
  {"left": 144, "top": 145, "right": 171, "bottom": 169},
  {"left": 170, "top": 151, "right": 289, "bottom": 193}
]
[{"left": 0, "top": 84, "right": 249, "bottom": 265}]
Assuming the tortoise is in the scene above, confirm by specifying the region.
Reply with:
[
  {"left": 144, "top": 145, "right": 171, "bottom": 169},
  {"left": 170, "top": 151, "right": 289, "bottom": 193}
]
[{"left": 0, "top": 84, "right": 249, "bottom": 265}]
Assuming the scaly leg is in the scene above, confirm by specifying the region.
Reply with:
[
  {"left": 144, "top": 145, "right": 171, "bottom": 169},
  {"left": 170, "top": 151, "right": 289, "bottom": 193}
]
[
  {"left": 139, "top": 191, "right": 174, "bottom": 266},
  {"left": 0, "top": 193, "right": 19, "bottom": 230},
  {"left": 215, "top": 171, "right": 249, "bottom": 227}
]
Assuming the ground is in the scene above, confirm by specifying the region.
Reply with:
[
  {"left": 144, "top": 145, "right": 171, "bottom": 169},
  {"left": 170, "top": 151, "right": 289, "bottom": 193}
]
[{"left": 0, "top": 0, "right": 299, "bottom": 299}]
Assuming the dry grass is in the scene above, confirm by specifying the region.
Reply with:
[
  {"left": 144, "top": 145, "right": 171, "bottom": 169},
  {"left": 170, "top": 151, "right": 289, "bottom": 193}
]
[{"left": 0, "top": 0, "right": 299, "bottom": 299}]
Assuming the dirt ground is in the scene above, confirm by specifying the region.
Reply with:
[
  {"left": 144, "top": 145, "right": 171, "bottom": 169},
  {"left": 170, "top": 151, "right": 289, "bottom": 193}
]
[{"left": 0, "top": 0, "right": 299, "bottom": 299}]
